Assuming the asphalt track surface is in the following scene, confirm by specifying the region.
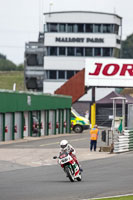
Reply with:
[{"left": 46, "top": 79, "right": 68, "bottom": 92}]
[{"left": 0, "top": 132, "right": 133, "bottom": 200}]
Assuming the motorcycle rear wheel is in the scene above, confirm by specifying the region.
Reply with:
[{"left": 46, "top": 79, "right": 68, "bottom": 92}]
[{"left": 65, "top": 166, "right": 74, "bottom": 182}]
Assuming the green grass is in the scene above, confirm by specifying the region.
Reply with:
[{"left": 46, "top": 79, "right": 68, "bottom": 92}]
[
  {"left": 91, "top": 196, "right": 133, "bottom": 200},
  {"left": 0, "top": 71, "right": 25, "bottom": 91}
]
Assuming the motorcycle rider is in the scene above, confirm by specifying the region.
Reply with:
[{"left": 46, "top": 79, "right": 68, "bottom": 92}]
[{"left": 59, "top": 139, "right": 83, "bottom": 172}]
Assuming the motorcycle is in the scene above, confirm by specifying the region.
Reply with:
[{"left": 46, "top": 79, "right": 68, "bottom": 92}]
[{"left": 53, "top": 151, "right": 82, "bottom": 182}]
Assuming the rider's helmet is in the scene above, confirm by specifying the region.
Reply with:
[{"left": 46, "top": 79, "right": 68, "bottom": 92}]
[{"left": 60, "top": 140, "right": 68, "bottom": 150}]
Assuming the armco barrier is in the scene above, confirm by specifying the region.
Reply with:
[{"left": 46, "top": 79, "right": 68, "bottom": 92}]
[{"left": 114, "top": 130, "right": 133, "bottom": 153}]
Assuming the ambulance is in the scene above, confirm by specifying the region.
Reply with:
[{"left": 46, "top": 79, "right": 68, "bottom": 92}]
[{"left": 71, "top": 108, "right": 90, "bottom": 133}]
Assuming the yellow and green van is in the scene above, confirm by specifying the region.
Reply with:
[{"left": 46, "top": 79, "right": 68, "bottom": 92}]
[{"left": 71, "top": 108, "right": 90, "bottom": 133}]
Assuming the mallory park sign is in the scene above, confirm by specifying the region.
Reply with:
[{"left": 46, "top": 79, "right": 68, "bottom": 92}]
[
  {"left": 85, "top": 58, "right": 133, "bottom": 88},
  {"left": 55, "top": 37, "right": 104, "bottom": 43}
]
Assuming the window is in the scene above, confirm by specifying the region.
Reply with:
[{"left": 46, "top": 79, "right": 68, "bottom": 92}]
[
  {"left": 76, "top": 47, "right": 83, "bottom": 56},
  {"left": 103, "top": 24, "right": 113, "bottom": 33},
  {"left": 110, "top": 24, "right": 114, "bottom": 33},
  {"left": 47, "top": 23, "right": 58, "bottom": 32},
  {"left": 85, "top": 48, "right": 93, "bottom": 56},
  {"left": 50, "top": 47, "right": 57, "bottom": 56},
  {"left": 94, "top": 48, "right": 101, "bottom": 56},
  {"left": 71, "top": 113, "right": 75, "bottom": 118},
  {"left": 59, "top": 24, "right": 66, "bottom": 32},
  {"left": 116, "top": 39, "right": 121, "bottom": 44},
  {"left": 67, "top": 24, "right": 75, "bottom": 32},
  {"left": 85, "top": 24, "right": 93, "bottom": 32},
  {"left": 114, "top": 24, "right": 119, "bottom": 34},
  {"left": 94, "top": 24, "right": 101, "bottom": 33},
  {"left": 103, "top": 48, "right": 111, "bottom": 56},
  {"left": 49, "top": 70, "right": 57, "bottom": 79},
  {"left": 110, "top": 48, "right": 113, "bottom": 57},
  {"left": 47, "top": 24, "right": 50, "bottom": 32},
  {"left": 75, "top": 70, "right": 80, "bottom": 74},
  {"left": 27, "top": 54, "right": 38, "bottom": 66},
  {"left": 58, "top": 70, "right": 65, "bottom": 79},
  {"left": 59, "top": 47, "right": 66, "bottom": 56},
  {"left": 77, "top": 24, "right": 84, "bottom": 32},
  {"left": 67, "top": 71, "right": 74, "bottom": 79},
  {"left": 44, "top": 24, "right": 47, "bottom": 32},
  {"left": 67, "top": 47, "right": 75, "bottom": 56},
  {"left": 103, "top": 24, "right": 108, "bottom": 33},
  {"left": 45, "top": 71, "right": 49, "bottom": 79}
]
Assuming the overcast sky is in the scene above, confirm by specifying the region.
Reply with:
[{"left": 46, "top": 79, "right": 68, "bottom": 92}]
[{"left": 0, "top": 0, "right": 133, "bottom": 65}]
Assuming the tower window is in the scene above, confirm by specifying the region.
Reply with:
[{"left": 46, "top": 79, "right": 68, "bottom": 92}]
[
  {"left": 103, "top": 48, "right": 111, "bottom": 56},
  {"left": 85, "top": 48, "right": 93, "bottom": 56},
  {"left": 67, "top": 47, "right": 75, "bottom": 56},
  {"left": 47, "top": 23, "right": 58, "bottom": 32},
  {"left": 94, "top": 24, "right": 101, "bottom": 33},
  {"left": 85, "top": 24, "right": 93, "bottom": 32},
  {"left": 67, "top": 71, "right": 74, "bottom": 79},
  {"left": 94, "top": 48, "right": 101, "bottom": 56},
  {"left": 50, "top": 47, "right": 57, "bottom": 56},
  {"left": 59, "top": 24, "right": 66, "bottom": 32},
  {"left": 77, "top": 24, "right": 84, "bottom": 32},
  {"left": 67, "top": 24, "right": 75, "bottom": 32},
  {"left": 59, "top": 47, "right": 66, "bottom": 56},
  {"left": 76, "top": 47, "right": 83, "bottom": 56},
  {"left": 49, "top": 70, "right": 57, "bottom": 79},
  {"left": 58, "top": 70, "right": 65, "bottom": 79}
]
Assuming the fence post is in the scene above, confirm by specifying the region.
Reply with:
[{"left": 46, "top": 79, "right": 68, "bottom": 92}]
[
  {"left": 12, "top": 112, "right": 15, "bottom": 140},
  {"left": 2, "top": 113, "right": 5, "bottom": 141},
  {"left": 54, "top": 110, "right": 56, "bottom": 135},
  {"left": 21, "top": 112, "right": 24, "bottom": 139}
]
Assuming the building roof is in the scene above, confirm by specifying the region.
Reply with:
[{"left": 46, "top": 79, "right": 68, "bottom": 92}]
[
  {"left": 96, "top": 91, "right": 133, "bottom": 104},
  {"left": 72, "top": 101, "right": 90, "bottom": 117},
  {"left": 44, "top": 11, "right": 122, "bottom": 19}
]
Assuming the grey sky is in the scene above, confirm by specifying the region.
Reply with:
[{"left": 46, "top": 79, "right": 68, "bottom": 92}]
[{"left": 0, "top": 0, "right": 133, "bottom": 64}]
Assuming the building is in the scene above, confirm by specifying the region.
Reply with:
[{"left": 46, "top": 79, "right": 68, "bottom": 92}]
[
  {"left": 96, "top": 91, "right": 133, "bottom": 127},
  {"left": 24, "top": 11, "right": 122, "bottom": 100},
  {"left": 24, "top": 33, "right": 45, "bottom": 91},
  {"left": 0, "top": 90, "right": 71, "bottom": 141}
]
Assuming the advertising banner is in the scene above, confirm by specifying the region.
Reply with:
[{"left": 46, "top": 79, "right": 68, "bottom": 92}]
[{"left": 85, "top": 58, "right": 133, "bottom": 87}]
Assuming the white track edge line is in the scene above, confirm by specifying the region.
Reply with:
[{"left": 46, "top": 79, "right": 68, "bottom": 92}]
[{"left": 82, "top": 193, "right": 133, "bottom": 200}]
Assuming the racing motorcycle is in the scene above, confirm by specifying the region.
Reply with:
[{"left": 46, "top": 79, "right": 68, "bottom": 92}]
[{"left": 53, "top": 151, "right": 82, "bottom": 182}]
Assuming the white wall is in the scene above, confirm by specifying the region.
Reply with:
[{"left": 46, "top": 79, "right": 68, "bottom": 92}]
[
  {"left": 43, "top": 81, "right": 65, "bottom": 93},
  {"left": 44, "top": 57, "right": 85, "bottom": 70}
]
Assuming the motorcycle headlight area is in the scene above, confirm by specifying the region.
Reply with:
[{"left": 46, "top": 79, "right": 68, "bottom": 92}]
[{"left": 61, "top": 158, "right": 68, "bottom": 163}]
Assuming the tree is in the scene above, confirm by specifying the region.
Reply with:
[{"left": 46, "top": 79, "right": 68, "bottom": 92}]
[
  {"left": 0, "top": 58, "right": 17, "bottom": 71},
  {"left": 0, "top": 52, "right": 24, "bottom": 71},
  {"left": 0, "top": 53, "right": 6, "bottom": 59},
  {"left": 17, "top": 63, "right": 24, "bottom": 71},
  {"left": 121, "top": 33, "right": 133, "bottom": 58}
]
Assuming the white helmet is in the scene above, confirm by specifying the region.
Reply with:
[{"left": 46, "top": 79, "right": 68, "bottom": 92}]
[{"left": 60, "top": 140, "right": 68, "bottom": 150}]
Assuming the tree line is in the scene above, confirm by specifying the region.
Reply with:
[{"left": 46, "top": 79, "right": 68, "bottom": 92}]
[
  {"left": 121, "top": 33, "right": 133, "bottom": 58},
  {"left": 0, "top": 53, "right": 24, "bottom": 71}
]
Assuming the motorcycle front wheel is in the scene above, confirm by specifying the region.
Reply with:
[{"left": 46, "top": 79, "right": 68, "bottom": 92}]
[
  {"left": 77, "top": 174, "right": 82, "bottom": 181},
  {"left": 64, "top": 166, "right": 74, "bottom": 182}
]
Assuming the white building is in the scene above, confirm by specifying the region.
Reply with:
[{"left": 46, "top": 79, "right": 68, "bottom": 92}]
[{"left": 43, "top": 11, "right": 122, "bottom": 101}]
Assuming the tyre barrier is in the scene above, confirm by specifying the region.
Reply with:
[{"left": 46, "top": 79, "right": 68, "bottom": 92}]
[{"left": 114, "top": 130, "right": 133, "bottom": 153}]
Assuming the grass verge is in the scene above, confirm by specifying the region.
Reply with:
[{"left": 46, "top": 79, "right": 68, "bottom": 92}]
[{"left": 0, "top": 71, "right": 25, "bottom": 91}]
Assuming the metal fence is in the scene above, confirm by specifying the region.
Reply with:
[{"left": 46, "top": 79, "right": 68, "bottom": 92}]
[{"left": 96, "top": 114, "right": 128, "bottom": 127}]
